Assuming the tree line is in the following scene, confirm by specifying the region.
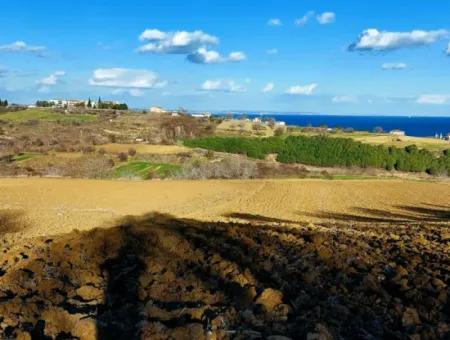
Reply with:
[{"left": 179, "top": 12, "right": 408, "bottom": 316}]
[
  {"left": 184, "top": 136, "right": 450, "bottom": 176},
  {"left": 0, "top": 98, "right": 8, "bottom": 107}
]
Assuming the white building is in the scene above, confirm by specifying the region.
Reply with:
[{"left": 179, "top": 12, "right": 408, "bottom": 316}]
[
  {"left": 191, "top": 112, "right": 211, "bottom": 118},
  {"left": 149, "top": 106, "right": 167, "bottom": 114},
  {"left": 389, "top": 129, "right": 405, "bottom": 136}
]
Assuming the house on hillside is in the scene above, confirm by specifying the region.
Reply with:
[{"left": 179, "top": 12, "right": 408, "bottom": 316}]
[
  {"left": 389, "top": 129, "right": 405, "bottom": 136},
  {"left": 149, "top": 106, "right": 167, "bottom": 114},
  {"left": 191, "top": 112, "right": 211, "bottom": 118}
]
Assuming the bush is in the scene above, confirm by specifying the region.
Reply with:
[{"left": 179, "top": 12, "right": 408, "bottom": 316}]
[
  {"left": 274, "top": 126, "right": 285, "bottom": 136},
  {"left": 178, "top": 157, "right": 257, "bottom": 179},
  {"left": 128, "top": 147, "right": 137, "bottom": 156},
  {"left": 118, "top": 152, "right": 128, "bottom": 162}
]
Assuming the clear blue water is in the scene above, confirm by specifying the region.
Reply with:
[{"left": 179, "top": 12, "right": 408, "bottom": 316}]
[{"left": 213, "top": 113, "right": 450, "bottom": 137}]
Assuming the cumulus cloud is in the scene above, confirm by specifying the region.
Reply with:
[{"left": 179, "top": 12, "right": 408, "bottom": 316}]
[
  {"left": 137, "top": 28, "right": 245, "bottom": 64},
  {"left": 37, "top": 71, "right": 66, "bottom": 86},
  {"left": 262, "top": 82, "right": 274, "bottom": 93},
  {"left": 446, "top": 43, "right": 450, "bottom": 55},
  {"left": 186, "top": 48, "right": 246, "bottom": 64},
  {"left": 268, "top": 18, "right": 282, "bottom": 26},
  {"left": 332, "top": 95, "right": 357, "bottom": 103},
  {"left": 416, "top": 94, "right": 450, "bottom": 105},
  {"left": 317, "top": 12, "right": 335, "bottom": 25},
  {"left": 0, "top": 41, "right": 46, "bottom": 56},
  {"left": 295, "top": 11, "right": 315, "bottom": 26},
  {"left": 228, "top": 51, "right": 247, "bottom": 62},
  {"left": 349, "top": 29, "right": 449, "bottom": 51},
  {"left": 266, "top": 48, "right": 278, "bottom": 55},
  {"left": 89, "top": 68, "right": 167, "bottom": 92},
  {"left": 187, "top": 48, "right": 222, "bottom": 64},
  {"left": 200, "top": 79, "right": 247, "bottom": 93},
  {"left": 381, "top": 62, "right": 407, "bottom": 70},
  {"left": 137, "top": 29, "right": 218, "bottom": 54},
  {"left": 36, "top": 71, "right": 65, "bottom": 92},
  {"left": 286, "top": 83, "right": 318, "bottom": 95}
]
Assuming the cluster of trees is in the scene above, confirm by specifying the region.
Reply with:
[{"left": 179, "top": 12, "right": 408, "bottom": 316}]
[
  {"left": 0, "top": 99, "right": 8, "bottom": 107},
  {"left": 94, "top": 98, "right": 128, "bottom": 110},
  {"left": 36, "top": 100, "right": 54, "bottom": 107},
  {"left": 184, "top": 136, "right": 450, "bottom": 176}
]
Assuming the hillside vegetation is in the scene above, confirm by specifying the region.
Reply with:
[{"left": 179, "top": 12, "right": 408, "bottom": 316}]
[
  {"left": 184, "top": 136, "right": 450, "bottom": 175},
  {"left": 0, "top": 108, "right": 97, "bottom": 123}
]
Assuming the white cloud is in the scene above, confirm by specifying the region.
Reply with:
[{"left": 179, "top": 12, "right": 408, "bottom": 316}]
[
  {"left": 381, "top": 62, "right": 407, "bottom": 70},
  {"left": 186, "top": 48, "right": 246, "bottom": 64},
  {"left": 200, "top": 79, "right": 246, "bottom": 93},
  {"left": 187, "top": 48, "right": 222, "bottom": 64},
  {"left": 262, "top": 82, "right": 274, "bottom": 93},
  {"left": 295, "top": 11, "right": 315, "bottom": 26},
  {"left": 0, "top": 41, "right": 46, "bottom": 56},
  {"left": 332, "top": 95, "right": 357, "bottom": 103},
  {"left": 139, "top": 29, "right": 167, "bottom": 41},
  {"left": 416, "top": 94, "right": 450, "bottom": 105},
  {"left": 268, "top": 18, "right": 282, "bottom": 26},
  {"left": 349, "top": 29, "right": 449, "bottom": 51},
  {"left": 317, "top": 12, "right": 336, "bottom": 25},
  {"left": 37, "top": 71, "right": 66, "bottom": 92},
  {"left": 446, "top": 43, "right": 450, "bottom": 55},
  {"left": 137, "top": 28, "right": 245, "bottom": 64},
  {"left": 266, "top": 48, "right": 278, "bottom": 55},
  {"left": 286, "top": 83, "right": 318, "bottom": 95},
  {"left": 89, "top": 68, "right": 167, "bottom": 90},
  {"left": 228, "top": 51, "right": 246, "bottom": 62},
  {"left": 137, "top": 29, "right": 218, "bottom": 54}
]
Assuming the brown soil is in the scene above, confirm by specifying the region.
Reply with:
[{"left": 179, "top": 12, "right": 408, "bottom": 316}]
[{"left": 0, "top": 178, "right": 449, "bottom": 339}]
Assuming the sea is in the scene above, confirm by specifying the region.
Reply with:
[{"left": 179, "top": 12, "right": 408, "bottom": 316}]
[{"left": 212, "top": 113, "right": 450, "bottom": 138}]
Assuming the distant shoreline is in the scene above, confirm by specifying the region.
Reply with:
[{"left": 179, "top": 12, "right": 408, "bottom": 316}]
[{"left": 210, "top": 112, "right": 450, "bottom": 138}]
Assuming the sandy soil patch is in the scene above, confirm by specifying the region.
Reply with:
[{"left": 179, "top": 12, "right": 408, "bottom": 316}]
[
  {"left": 95, "top": 143, "right": 192, "bottom": 154},
  {"left": 0, "top": 177, "right": 448, "bottom": 238}
]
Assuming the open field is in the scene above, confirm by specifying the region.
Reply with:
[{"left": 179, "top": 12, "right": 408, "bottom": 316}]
[
  {"left": 1, "top": 177, "right": 448, "bottom": 237},
  {"left": 216, "top": 119, "right": 275, "bottom": 137},
  {"left": 95, "top": 143, "right": 192, "bottom": 154},
  {"left": 0, "top": 177, "right": 449, "bottom": 338},
  {"left": 0, "top": 108, "right": 97, "bottom": 123}
]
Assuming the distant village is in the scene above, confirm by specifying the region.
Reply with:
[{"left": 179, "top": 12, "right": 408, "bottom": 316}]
[{"left": 1, "top": 96, "right": 450, "bottom": 141}]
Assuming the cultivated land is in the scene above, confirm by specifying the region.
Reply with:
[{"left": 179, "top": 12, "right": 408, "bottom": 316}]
[{"left": 0, "top": 178, "right": 449, "bottom": 339}]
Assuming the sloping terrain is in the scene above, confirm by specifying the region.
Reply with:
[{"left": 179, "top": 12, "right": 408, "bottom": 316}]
[{"left": 0, "top": 178, "right": 449, "bottom": 339}]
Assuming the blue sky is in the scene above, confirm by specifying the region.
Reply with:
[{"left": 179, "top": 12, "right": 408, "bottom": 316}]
[{"left": 1, "top": 0, "right": 450, "bottom": 115}]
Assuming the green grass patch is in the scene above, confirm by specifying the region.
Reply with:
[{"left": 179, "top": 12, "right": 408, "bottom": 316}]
[
  {"left": 12, "top": 152, "right": 42, "bottom": 162},
  {"left": 0, "top": 109, "right": 97, "bottom": 123},
  {"left": 114, "top": 161, "right": 181, "bottom": 179}
]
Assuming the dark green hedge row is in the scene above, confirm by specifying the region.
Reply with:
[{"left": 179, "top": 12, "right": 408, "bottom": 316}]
[{"left": 184, "top": 136, "right": 450, "bottom": 175}]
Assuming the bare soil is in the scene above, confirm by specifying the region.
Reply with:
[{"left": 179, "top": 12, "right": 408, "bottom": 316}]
[{"left": 0, "top": 178, "right": 449, "bottom": 339}]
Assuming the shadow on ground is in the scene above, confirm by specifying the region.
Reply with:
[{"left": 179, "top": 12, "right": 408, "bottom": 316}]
[
  {"left": 301, "top": 204, "right": 450, "bottom": 224},
  {"left": 0, "top": 210, "right": 449, "bottom": 339}
]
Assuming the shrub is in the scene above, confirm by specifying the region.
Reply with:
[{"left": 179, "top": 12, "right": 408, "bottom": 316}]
[
  {"left": 274, "top": 126, "right": 285, "bottom": 136},
  {"left": 118, "top": 152, "right": 128, "bottom": 162},
  {"left": 128, "top": 147, "right": 137, "bottom": 156}
]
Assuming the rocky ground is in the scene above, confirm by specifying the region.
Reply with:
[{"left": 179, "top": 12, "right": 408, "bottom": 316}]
[{"left": 0, "top": 209, "right": 449, "bottom": 339}]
